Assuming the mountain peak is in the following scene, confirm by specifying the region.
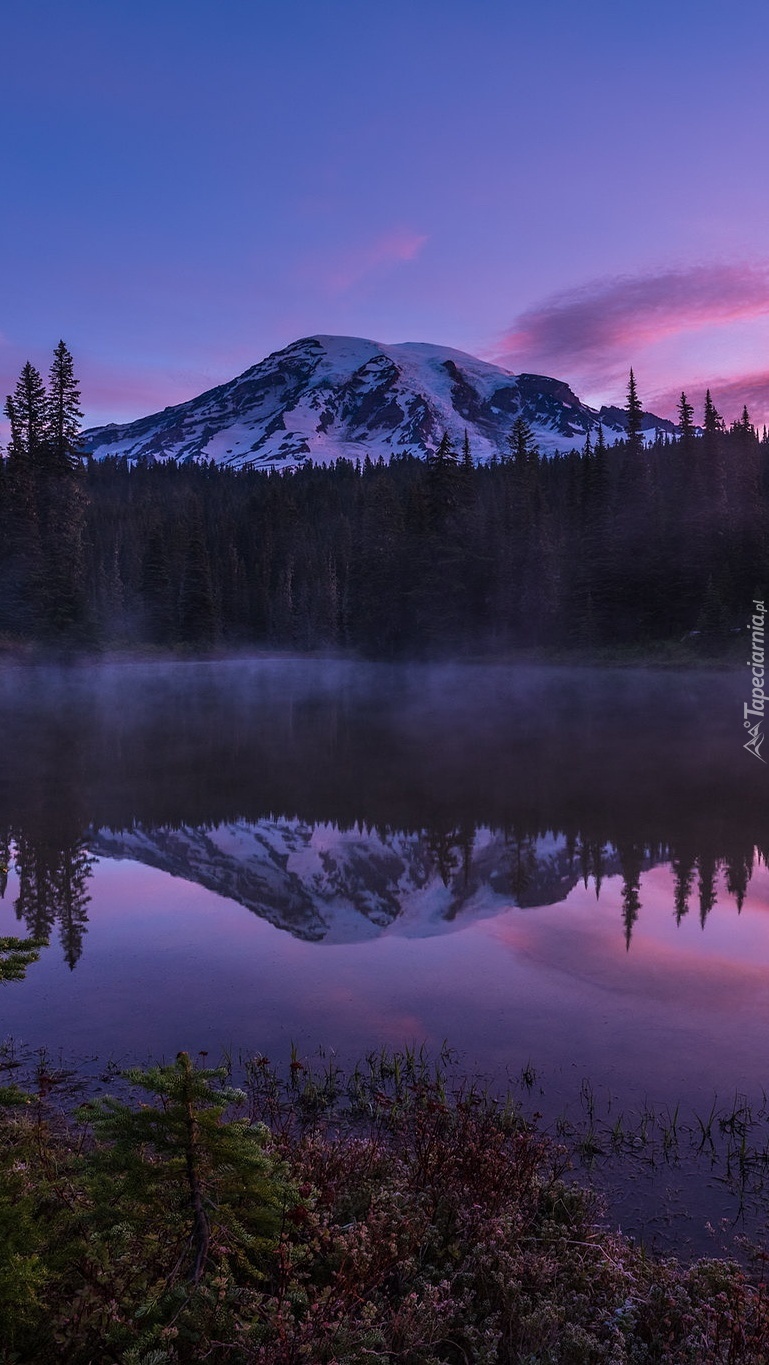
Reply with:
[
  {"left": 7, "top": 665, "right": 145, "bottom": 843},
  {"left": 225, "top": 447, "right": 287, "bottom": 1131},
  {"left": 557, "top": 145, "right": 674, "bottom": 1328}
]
[{"left": 82, "top": 335, "right": 675, "bottom": 469}]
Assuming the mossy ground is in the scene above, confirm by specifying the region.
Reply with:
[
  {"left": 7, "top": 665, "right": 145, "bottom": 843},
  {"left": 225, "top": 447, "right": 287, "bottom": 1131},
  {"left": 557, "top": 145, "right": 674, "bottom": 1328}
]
[{"left": 1, "top": 1047, "right": 769, "bottom": 1364}]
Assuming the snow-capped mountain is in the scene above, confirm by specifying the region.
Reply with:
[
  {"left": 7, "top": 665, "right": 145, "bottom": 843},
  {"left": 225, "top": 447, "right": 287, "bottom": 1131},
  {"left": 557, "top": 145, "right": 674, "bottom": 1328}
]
[
  {"left": 87, "top": 819, "right": 623, "bottom": 943},
  {"left": 81, "top": 335, "right": 675, "bottom": 469}
]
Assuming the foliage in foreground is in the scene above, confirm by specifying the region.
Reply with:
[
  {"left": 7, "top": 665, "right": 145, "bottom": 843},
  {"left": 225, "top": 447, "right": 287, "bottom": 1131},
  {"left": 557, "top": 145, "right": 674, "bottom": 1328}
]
[
  {"left": 1, "top": 1049, "right": 769, "bottom": 1363},
  {"left": 0, "top": 936, "right": 45, "bottom": 983}
]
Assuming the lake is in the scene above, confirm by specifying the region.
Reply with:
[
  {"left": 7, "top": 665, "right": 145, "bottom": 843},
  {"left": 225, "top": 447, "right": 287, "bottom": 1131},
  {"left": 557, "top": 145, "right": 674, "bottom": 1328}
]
[{"left": 1, "top": 657, "right": 768, "bottom": 1249}]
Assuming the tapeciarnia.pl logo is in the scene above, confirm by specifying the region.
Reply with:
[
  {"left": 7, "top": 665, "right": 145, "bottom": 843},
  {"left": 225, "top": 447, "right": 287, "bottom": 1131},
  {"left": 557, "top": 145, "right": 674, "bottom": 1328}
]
[{"left": 744, "top": 598, "right": 766, "bottom": 762}]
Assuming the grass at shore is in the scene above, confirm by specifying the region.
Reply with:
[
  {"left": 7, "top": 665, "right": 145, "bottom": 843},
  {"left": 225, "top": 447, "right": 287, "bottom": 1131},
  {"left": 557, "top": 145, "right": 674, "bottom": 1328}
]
[{"left": 2, "top": 1045, "right": 769, "bottom": 1364}]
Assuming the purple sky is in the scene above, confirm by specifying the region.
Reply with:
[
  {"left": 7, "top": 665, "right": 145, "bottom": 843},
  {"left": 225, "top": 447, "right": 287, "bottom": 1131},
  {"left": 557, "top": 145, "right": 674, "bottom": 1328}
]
[{"left": 3, "top": 0, "right": 769, "bottom": 430}]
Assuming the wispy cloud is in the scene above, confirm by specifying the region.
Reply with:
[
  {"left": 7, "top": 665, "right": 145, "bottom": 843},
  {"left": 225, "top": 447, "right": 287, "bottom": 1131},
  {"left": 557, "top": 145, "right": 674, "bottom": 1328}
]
[
  {"left": 313, "top": 228, "right": 429, "bottom": 296},
  {"left": 493, "top": 263, "right": 769, "bottom": 396}
]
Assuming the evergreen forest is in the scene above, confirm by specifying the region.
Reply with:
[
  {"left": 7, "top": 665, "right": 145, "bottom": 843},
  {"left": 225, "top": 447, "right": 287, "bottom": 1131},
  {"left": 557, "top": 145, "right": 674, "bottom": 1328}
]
[{"left": 1, "top": 348, "right": 766, "bottom": 656}]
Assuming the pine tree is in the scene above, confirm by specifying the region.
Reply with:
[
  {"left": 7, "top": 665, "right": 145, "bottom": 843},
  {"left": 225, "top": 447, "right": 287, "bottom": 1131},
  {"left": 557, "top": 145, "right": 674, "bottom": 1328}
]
[
  {"left": 41, "top": 477, "right": 88, "bottom": 636},
  {"left": 56, "top": 841, "right": 92, "bottom": 970},
  {"left": 739, "top": 404, "right": 754, "bottom": 438},
  {"left": 458, "top": 430, "right": 477, "bottom": 511},
  {"left": 9, "top": 363, "right": 48, "bottom": 466},
  {"left": 724, "top": 849, "right": 751, "bottom": 912},
  {"left": 425, "top": 430, "right": 459, "bottom": 526},
  {"left": 3, "top": 394, "right": 23, "bottom": 460},
  {"left": 0, "top": 367, "right": 48, "bottom": 636},
  {"left": 84, "top": 1053, "right": 287, "bottom": 1285},
  {"left": 697, "top": 856, "right": 717, "bottom": 929},
  {"left": 698, "top": 387, "right": 727, "bottom": 540},
  {"left": 2, "top": 350, "right": 88, "bottom": 638},
  {"left": 671, "top": 851, "right": 695, "bottom": 925},
  {"left": 0, "top": 935, "right": 45, "bottom": 982},
  {"left": 46, "top": 341, "right": 83, "bottom": 471},
  {"left": 703, "top": 388, "right": 722, "bottom": 438},
  {"left": 618, "top": 844, "right": 643, "bottom": 950},
  {"left": 428, "top": 430, "right": 457, "bottom": 474},
  {"left": 677, "top": 391, "right": 694, "bottom": 445},
  {"left": 508, "top": 414, "right": 537, "bottom": 466},
  {"left": 625, "top": 368, "right": 643, "bottom": 460}
]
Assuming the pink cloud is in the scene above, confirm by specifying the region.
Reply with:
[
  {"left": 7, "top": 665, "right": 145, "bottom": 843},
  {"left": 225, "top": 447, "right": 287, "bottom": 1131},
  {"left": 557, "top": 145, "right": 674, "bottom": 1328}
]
[
  {"left": 492, "top": 263, "right": 769, "bottom": 393},
  {"left": 314, "top": 228, "right": 429, "bottom": 295}
]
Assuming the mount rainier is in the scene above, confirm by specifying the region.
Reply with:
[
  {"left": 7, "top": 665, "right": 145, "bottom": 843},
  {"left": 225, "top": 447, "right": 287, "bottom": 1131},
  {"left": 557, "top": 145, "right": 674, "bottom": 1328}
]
[
  {"left": 82, "top": 334, "right": 675, "bottom": 469},
  {"left": 87, "top": 819, "right": 628, "bottom": 945}
]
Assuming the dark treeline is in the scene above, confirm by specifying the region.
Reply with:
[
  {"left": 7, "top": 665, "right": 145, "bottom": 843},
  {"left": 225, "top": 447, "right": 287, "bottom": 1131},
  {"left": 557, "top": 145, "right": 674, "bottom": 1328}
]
[{"left": 1, "top": 352, "right": 767, "bottom": 654}]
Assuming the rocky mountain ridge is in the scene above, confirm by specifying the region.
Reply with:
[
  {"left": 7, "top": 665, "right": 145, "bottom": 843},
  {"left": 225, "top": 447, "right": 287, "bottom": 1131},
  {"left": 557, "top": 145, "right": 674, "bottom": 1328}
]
[{"left": 82, "top": 334, "right": 676, "bottom": 469}]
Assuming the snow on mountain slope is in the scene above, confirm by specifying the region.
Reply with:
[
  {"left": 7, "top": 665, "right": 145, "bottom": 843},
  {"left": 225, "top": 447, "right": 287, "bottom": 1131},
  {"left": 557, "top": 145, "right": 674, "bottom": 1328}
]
[
  {"left": 81, "top": 335, "right": 676, "bottom": 469},
  {"left": 87, "top": 819, "right": 621, "bottom": 943}
]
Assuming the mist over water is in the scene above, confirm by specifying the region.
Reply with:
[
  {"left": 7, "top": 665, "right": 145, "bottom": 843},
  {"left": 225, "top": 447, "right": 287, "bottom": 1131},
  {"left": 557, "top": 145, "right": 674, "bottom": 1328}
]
[{"left": 0, "top": 655, "right": 759, "bottom": 829}]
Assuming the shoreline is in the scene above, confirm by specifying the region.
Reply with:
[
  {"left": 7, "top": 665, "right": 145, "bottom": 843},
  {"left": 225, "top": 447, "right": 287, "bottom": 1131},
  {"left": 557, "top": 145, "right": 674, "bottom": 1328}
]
[
  {"left": 3, "top": 1035, "right": 768, "bottom": 1264},
  {"left": 3, "top": 1043, "right": 769, "bottom": 1362}
]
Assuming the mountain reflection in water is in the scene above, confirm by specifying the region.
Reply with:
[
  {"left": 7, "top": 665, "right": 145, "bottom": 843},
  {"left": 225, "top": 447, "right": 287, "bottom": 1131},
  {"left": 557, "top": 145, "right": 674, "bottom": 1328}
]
[{"left": 0, "top": 659, "right": 765, "bottom": 969}]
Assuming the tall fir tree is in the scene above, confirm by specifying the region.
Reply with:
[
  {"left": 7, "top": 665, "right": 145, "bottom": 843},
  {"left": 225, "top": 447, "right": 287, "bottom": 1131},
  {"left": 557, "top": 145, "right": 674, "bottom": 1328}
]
[
  {"left": 701, "top": 387, "right": 727, "bottom": 531},
  {"left": 508, "top": 414, "right": 537, "bottom": 467},
  {"left": 703, "top": 388, "right": 722, "bottom": 439},
  {"left": 3, "top": 394, "right": 23, "bottom": 459},
  {"left": 46, "top": 341, "right": 83, "bottom": 471},
  {"left": 677, "top": 391, "right": 694, "bottom": 445},
  {"left": 625, "top": 368, "right": 643, "bottom": 460},
  {"left": 1, "top": 368, "right": 46, "bottom": 634},
  {"left": 9, "top": 363, "right": 48, "bottom": 465},
  {"left": 425, "top": 430, "right": 459, "bottom": 526}
]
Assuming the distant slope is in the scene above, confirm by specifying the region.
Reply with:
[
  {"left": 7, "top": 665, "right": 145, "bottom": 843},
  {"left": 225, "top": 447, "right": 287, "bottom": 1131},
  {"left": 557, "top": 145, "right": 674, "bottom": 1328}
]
[{"left": 82, "top": 335, "right": 676, "bottom": 469}]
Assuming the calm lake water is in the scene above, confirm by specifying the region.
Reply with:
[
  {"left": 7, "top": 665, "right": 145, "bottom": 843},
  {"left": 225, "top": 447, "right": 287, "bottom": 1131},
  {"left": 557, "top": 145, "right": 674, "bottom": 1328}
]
[{"left": 1, "top": 657, "right": 768, "bottom": 1246}]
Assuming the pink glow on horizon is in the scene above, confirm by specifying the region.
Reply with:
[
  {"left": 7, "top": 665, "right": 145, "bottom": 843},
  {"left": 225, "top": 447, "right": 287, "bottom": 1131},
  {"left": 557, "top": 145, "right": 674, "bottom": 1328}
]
[
  {"left": 78, "top": 358, "right": 239, "bottom": 426},
  {"left": 482, "top": 859, "right": 769, "bottom": 1006},
  {"left": 652, "top": 369, "right": 769, "bottom": 427},
  {"left": 0, "top": 350, "right": 237, "bottom": 436},
  {"left": 490, "top": 262, "right": 769, "bottom": 422}
]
